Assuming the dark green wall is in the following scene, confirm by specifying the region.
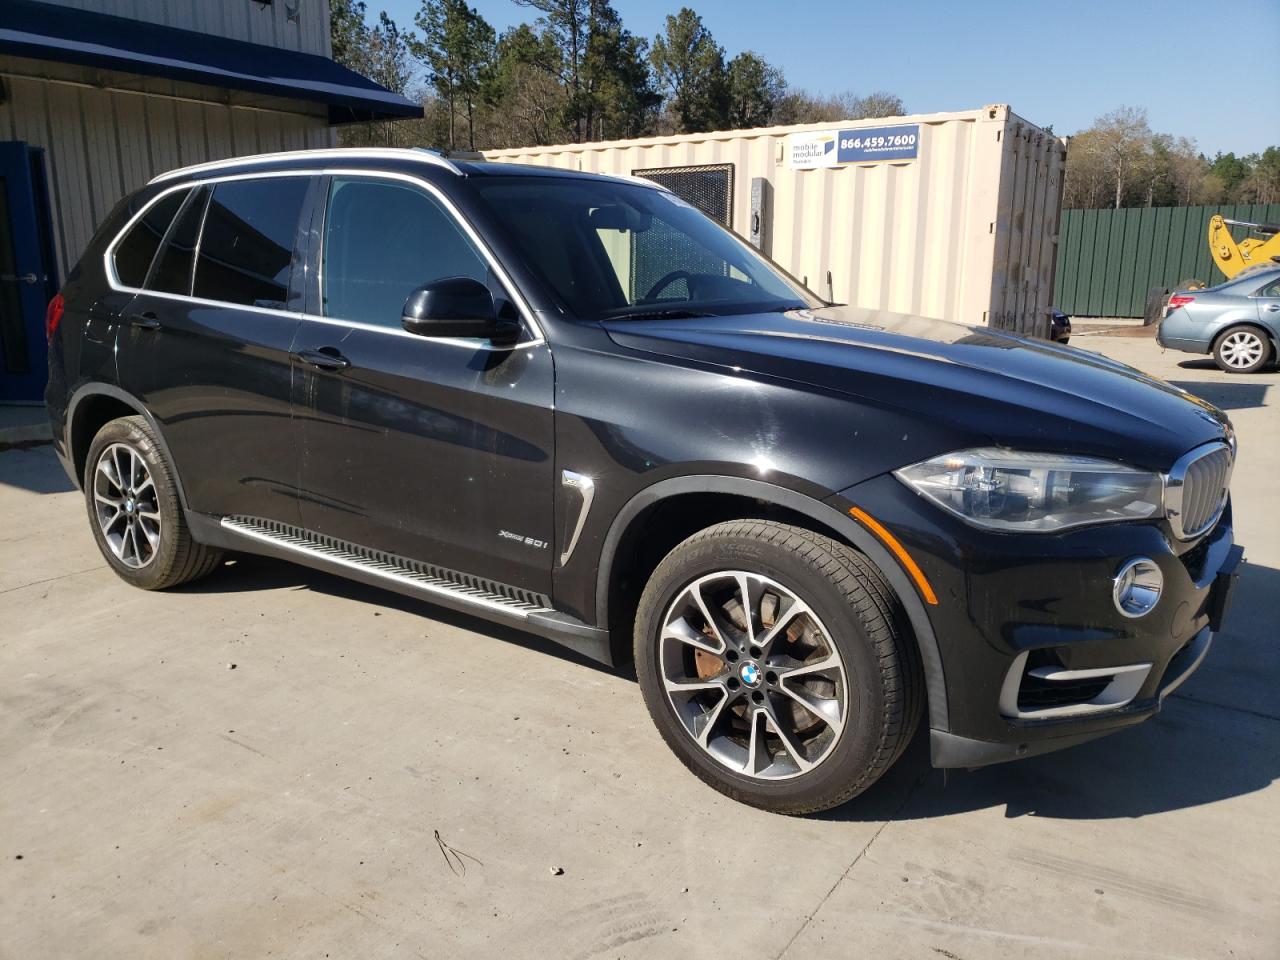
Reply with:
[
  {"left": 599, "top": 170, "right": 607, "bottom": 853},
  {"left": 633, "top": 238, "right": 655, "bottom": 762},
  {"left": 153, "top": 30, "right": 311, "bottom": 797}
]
[{"left": 1055, "top": 204, "right": 1280, "bottom": 317}]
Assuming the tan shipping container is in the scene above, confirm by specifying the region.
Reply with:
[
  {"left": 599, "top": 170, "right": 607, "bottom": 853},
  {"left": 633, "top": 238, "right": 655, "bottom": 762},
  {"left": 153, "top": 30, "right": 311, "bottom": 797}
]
[{"left": 485, "top": 104, "right": 1067, "bottom": 338}]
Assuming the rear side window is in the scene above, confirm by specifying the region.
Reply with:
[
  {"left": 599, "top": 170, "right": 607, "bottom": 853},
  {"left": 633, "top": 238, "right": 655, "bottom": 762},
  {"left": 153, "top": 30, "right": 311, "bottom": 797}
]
[
  {"left": 113, "top": 189, "right": 188, "bottom": 288},
  {"left": 149, "top": 188, "right": 210, "bottom": 296},
  {"left": 193, "top": 178, "right": 308, "bottom": 309},
  {"left": 321, "top": 178, "right": 488, "bottom": 328},
  {"left": 1257, "top": 277, "right": 1280, "bottom": 298}
]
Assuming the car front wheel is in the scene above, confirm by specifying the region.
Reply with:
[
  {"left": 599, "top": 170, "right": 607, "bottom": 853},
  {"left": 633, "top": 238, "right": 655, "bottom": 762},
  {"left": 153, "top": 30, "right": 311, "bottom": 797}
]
[{"left": 634, "top": 520, "right": 922, "bottom": 814}]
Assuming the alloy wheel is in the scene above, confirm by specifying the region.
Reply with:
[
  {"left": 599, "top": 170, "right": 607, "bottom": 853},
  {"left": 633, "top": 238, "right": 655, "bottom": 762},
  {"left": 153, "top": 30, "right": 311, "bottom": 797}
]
[
  {"left": 1219, "top": 330, "right": 1265, "bottom": 369},
  {"left": 93, "top": 442, "right": 161, "bottom": 569},
  {"left": 659, "top": 571, "right": 848, "bottom": 780}
]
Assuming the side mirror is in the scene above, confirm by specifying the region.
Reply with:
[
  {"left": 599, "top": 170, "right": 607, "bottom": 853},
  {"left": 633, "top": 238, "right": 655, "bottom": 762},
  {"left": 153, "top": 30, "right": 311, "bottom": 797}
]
[{"left": 401, "top": 277, "right": 519, "bottom": 344}]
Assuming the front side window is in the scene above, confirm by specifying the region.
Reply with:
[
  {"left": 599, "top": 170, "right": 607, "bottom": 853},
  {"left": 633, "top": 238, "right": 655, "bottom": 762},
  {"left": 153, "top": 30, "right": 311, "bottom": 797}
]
[
  {"left": 193, "top": 178, "right": 308, "bottom": 309},
  {"left": 469, "top": 176, "right": 816, "bottom": 321},
  {"left": 113, "top": 189, "right": 189, "bottom": 288},
  {"left": 321, "top": 177, "right": 489, "bottom": 328}
]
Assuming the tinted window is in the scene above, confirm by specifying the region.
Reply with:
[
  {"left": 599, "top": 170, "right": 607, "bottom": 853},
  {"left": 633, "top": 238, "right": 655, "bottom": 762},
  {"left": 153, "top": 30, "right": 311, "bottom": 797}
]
[
  {"left": 470, "top": 177, "right": 811, "bottom": 320},
  {"left": 113, "top": 189, "right": 188, "bottom": 288},
  {"left": 193, "top": 178, "right": 308, "bottom": 309},
  {"left": 322, "top": 178, "right": 488, "bottom": 327},
  {"left": 149, "top": 188, "right": 209, "bottom": 296}
]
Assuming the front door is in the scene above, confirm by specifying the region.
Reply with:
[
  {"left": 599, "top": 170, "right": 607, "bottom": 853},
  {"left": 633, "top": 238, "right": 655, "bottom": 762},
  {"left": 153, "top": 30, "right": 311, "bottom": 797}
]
[
  {"left": 0, "top": 143, "right": 56, "bottom": 403},
  {"left": 293, "top": 174, "right": 555, "bottom": 596}
]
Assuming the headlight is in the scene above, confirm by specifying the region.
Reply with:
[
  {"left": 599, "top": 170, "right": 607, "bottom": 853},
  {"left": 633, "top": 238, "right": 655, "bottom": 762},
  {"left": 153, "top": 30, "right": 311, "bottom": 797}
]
[{"left": 894, "top": 448, "right": 1164, "bottom": 533}]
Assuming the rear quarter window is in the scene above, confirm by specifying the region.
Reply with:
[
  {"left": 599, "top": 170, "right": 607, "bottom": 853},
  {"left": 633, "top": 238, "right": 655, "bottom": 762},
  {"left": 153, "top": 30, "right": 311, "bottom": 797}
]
[{"left": 112, "top": 189, "right": 189, "bottom": 288}]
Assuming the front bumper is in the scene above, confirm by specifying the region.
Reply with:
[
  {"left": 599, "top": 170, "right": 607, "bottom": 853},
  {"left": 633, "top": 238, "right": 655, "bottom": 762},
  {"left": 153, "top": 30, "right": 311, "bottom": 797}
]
[{"left": 832, "top": 474, "right": 1244, "bottom": 769}]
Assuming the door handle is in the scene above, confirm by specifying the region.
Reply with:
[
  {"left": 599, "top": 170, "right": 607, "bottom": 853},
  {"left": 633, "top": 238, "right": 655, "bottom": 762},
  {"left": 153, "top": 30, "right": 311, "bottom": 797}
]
[
  {"left": 293, "top": 347, "right": 351, "bottom": 371},
  {"left": 127, "top": 311, "right": 161, "bottom": 330},
  {"left": 1265, "top": 304, "right": 1280, "bottom": 312}
]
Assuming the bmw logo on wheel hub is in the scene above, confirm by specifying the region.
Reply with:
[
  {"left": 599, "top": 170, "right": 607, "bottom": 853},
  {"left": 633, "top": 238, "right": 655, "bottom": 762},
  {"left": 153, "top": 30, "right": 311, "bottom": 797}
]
[{"left": 739, "top": 662, "right": 762, "bottom": 687}]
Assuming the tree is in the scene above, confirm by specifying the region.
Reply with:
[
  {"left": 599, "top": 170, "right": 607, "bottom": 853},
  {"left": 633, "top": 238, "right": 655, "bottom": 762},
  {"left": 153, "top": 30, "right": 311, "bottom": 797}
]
[
  {"left": 1091, "top": 107, "right": 1152, "bottom": 209},
  {"left": 772, "top": 89, "right": 905, "bottom": 125},
  {"left": 414, "top": 0, "right": 496, "bottom": 150},
  {"left": 1237, "top": 147, "right": 1280, "bottom": 204},
  {"left": 1209, "top": 152, "right": 1250, "bottom": 198},
  {"left": 724, "top": 51, "right": 784, "bottom": 129},
  {"left": 331, "top": 0, "right": 371, "bottom": 68},
  {"left": 649, "top": 8, "right": 728, "bottom": 133},
  {"left": 514, "top": 0, "right": 658, "bottom": 142}
]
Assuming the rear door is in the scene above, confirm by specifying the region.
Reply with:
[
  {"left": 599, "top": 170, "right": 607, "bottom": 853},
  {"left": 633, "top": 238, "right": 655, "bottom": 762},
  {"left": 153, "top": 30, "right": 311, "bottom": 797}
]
[
  {"left": 292, "top": 173, "right": 556, "bottom": 596},
  {"left": 115, "top": 174, "right": 314, "bottom": 523}
]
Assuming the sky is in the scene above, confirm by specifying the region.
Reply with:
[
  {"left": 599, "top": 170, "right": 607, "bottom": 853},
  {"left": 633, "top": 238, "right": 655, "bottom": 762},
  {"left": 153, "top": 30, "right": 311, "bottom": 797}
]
[{"left": 374, "top": 0, "right": 1278, "bottom": 156}]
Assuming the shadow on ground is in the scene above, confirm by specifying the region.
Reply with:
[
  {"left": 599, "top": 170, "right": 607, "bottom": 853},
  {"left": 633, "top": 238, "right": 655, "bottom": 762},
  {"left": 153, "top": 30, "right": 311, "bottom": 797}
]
[
  {"left": 824, "top": 558, "right": 1280, "bottom": 824},
  {"left": 0, "top": 445, "right": 75, "bottom": 494},
  {"left": 1170, "top": 379, "right": 1271, "bottom": 411},
  {"left": 183, "top": 547, "right": 1280, "bottom": 827},
  {"left": 178, "top": 552, "right": 622, "bottom": 677}
]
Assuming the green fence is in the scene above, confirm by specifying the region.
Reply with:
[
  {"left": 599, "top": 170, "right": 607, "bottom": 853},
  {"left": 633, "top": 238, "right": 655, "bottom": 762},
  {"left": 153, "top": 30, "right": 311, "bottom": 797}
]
[{"left": 1054, "top": 203, "right": 1280, "bottom": 317}]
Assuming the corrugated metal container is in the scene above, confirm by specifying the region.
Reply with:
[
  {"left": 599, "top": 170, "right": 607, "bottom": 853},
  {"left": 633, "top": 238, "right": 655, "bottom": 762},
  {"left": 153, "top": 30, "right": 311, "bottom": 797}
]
[
  {"left": 0, "top": 56, "right": 333, "bottom": 282},
  {"left": 486, "top": 105, "right": 1067, "bottom": 337}
]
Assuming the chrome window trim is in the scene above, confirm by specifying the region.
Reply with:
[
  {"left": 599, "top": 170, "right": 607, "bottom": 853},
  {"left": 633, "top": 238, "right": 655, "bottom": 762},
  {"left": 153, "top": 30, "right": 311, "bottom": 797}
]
[
  {"left": 1165, "top": 441, "right": 1233, "bottom": 541},
  {"left": 147, "top": 147, "right": 463, "bottom": 185},
  {"left": 104, "top": 167, "right": 546, "bottom": 349}
]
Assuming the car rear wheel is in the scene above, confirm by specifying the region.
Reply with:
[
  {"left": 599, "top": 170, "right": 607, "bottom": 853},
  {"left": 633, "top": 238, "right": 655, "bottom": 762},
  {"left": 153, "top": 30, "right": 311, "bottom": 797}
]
[
  {"left": 1213, "top": 326, "right": 1271, "bottom": 374},
  {"left": 84, "top": 415, "right": 223, "bottom": 589},
  {"left": 634, "top": 520, "right": 922, "bottom": 814}
]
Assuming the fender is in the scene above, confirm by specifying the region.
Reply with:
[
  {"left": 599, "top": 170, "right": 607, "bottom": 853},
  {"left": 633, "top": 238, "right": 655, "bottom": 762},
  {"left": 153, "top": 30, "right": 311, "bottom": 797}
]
[
  {"left": 65, "top": 382, "right": 192, "bottom": 513},
  {"left": 596, "top": 475, "right": 949, "bottom": 732}
]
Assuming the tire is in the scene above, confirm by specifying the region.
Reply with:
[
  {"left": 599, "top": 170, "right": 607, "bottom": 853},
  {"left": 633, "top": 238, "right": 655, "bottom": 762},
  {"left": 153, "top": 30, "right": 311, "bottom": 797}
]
[
  {"left": 84, "top": 415, "right": 223, "bottom": 589},
  {"left": 1212, "top": 326, "right": 1272, "bottom": 374},
  {"left": 634, "top": 520, "right": 922, "bottom": 814}
]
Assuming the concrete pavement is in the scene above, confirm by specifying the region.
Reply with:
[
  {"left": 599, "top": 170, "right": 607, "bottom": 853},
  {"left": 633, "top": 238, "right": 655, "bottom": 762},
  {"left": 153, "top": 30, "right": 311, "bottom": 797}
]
[{"left": 1, "top": 337, "right": 1277, "bottom": 959}]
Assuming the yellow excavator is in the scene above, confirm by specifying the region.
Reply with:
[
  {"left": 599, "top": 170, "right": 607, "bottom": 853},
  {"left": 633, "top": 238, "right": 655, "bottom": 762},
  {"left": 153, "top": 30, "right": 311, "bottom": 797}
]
[{"left": 1208, "top": 214, "right": 1280, "bottom": 279}]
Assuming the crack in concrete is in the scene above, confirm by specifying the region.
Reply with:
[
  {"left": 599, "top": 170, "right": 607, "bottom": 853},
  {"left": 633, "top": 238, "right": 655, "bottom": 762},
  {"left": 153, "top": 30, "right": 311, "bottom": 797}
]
[
  {"left": 1171, "top": 691, "right": 1280, "bottom": 724},
  {"left": 0, "top": 565, "right": 103, "bottom": 595},
  {"left": 774, "top": 768, "right": 929, "bottom": 960}
]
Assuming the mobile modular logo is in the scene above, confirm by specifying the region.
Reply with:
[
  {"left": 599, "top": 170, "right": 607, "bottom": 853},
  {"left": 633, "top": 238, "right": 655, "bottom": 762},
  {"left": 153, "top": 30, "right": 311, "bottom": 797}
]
[{"left": 788, "top": 124, "right": 920, "bottom": 169}]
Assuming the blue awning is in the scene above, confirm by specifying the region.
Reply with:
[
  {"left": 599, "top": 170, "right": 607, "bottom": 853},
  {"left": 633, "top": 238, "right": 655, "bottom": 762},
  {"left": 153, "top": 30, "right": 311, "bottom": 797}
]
[{"left": 0, "top": 0, "right": 422, "bottom": 124}]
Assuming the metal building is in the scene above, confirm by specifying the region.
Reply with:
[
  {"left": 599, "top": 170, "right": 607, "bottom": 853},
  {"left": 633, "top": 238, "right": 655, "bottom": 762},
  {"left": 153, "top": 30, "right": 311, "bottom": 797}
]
[
  {"left": 0, "top": 0, "right": 419, "bottom": 403},
  {"left": 486, "top": 105, "right": 1066, "bottom": 339}
]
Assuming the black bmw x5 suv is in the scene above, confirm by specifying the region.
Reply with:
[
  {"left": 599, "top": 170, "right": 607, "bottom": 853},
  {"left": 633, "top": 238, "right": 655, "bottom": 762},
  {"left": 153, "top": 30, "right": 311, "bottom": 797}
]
[{"left": 47, "top": 148, "right": 1243, "bottom": 814}]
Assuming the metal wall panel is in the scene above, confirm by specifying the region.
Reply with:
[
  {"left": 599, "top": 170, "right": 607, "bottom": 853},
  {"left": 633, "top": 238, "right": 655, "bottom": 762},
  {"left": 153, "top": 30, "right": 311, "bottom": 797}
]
[
  {"left": 485, "top": 105, "right": 1067, "bottom": 336},
  {"left": 34, "top": 0, "right": 330, "bottom": 56},
  {"left": 1054, "top": 204, "right": 1280, "bottom": 316},
  {"left": 0, "top": 62, "right": 333, "bottom": 281}
]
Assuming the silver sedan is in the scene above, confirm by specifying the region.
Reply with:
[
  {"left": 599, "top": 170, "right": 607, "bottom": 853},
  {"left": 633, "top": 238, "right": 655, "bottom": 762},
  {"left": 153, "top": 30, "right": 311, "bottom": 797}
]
[{"left": 1157, "top": 265, "right": 1280, "bottom": 373}]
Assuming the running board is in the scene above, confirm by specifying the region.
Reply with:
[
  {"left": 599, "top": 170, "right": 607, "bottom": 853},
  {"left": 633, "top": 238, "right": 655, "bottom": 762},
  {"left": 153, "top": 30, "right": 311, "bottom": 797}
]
[{"left": 207, "top": 515, "right": 613, "bottom": 666}]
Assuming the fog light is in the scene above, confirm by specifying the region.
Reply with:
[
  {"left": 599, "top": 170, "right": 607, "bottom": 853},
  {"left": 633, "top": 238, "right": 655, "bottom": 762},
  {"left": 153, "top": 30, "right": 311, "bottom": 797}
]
[{"left": 1114, "top": 557, "right": 1163, "bottom": 618}]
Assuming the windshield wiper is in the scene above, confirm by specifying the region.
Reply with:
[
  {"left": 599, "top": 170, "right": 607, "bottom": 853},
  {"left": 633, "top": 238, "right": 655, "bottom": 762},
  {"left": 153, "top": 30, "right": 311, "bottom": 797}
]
[{"left": 605, "top": 307, "right": 715, "bottom": 321}]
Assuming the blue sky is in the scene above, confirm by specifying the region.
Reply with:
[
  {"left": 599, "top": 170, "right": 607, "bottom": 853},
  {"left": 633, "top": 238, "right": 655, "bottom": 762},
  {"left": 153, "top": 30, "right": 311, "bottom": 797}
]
[{"left": 375, "top": 0, "right": 1278, "bottom": 155}]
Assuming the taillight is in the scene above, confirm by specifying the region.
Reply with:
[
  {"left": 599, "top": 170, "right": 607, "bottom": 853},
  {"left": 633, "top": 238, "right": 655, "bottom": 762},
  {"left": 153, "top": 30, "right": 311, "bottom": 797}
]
[
  {"left": 1168, "top": 294, "right": 1196, "bottom": 309},
  {"left": 44, "top": 293, "right": 64, "bottom": 342}
]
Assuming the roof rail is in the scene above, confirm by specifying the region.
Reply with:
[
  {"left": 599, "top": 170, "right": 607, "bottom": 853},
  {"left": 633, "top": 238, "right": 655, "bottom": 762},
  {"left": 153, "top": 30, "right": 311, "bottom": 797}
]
[{"left": 148, "top": 147, "right": 463, "bottom": 185}]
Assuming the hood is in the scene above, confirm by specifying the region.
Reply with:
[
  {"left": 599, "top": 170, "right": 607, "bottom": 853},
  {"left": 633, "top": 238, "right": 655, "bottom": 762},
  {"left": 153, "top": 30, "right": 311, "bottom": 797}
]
[{"left": 602, "top": 304, "right": 1231, "bottom": 471}]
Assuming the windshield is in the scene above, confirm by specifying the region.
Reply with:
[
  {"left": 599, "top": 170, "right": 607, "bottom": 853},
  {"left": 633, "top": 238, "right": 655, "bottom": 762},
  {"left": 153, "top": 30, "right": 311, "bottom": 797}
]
[{"left": 468, "top": 176, "right": 820, "bottom": 320}]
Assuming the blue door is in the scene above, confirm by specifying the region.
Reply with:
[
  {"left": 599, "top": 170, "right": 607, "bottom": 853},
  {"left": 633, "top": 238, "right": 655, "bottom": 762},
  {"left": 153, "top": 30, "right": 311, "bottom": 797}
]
[{"left": 0, "top": 142, "right": 57, "bottom": 403}]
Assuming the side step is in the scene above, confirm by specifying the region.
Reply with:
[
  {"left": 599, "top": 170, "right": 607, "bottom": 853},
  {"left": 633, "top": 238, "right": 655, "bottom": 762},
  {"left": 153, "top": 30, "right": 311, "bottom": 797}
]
[
  {"left": 221, "top": 515, "right": 552, "bottom": 616},
  {"left": 210, "top": 515, "right": 613, "bottom": 665}
]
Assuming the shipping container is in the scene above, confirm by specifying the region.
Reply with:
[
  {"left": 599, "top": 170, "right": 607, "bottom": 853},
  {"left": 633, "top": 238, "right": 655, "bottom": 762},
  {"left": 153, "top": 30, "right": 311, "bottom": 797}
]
[{"left": 485, "top": 104, "right": 1067, "bottom": 337}]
